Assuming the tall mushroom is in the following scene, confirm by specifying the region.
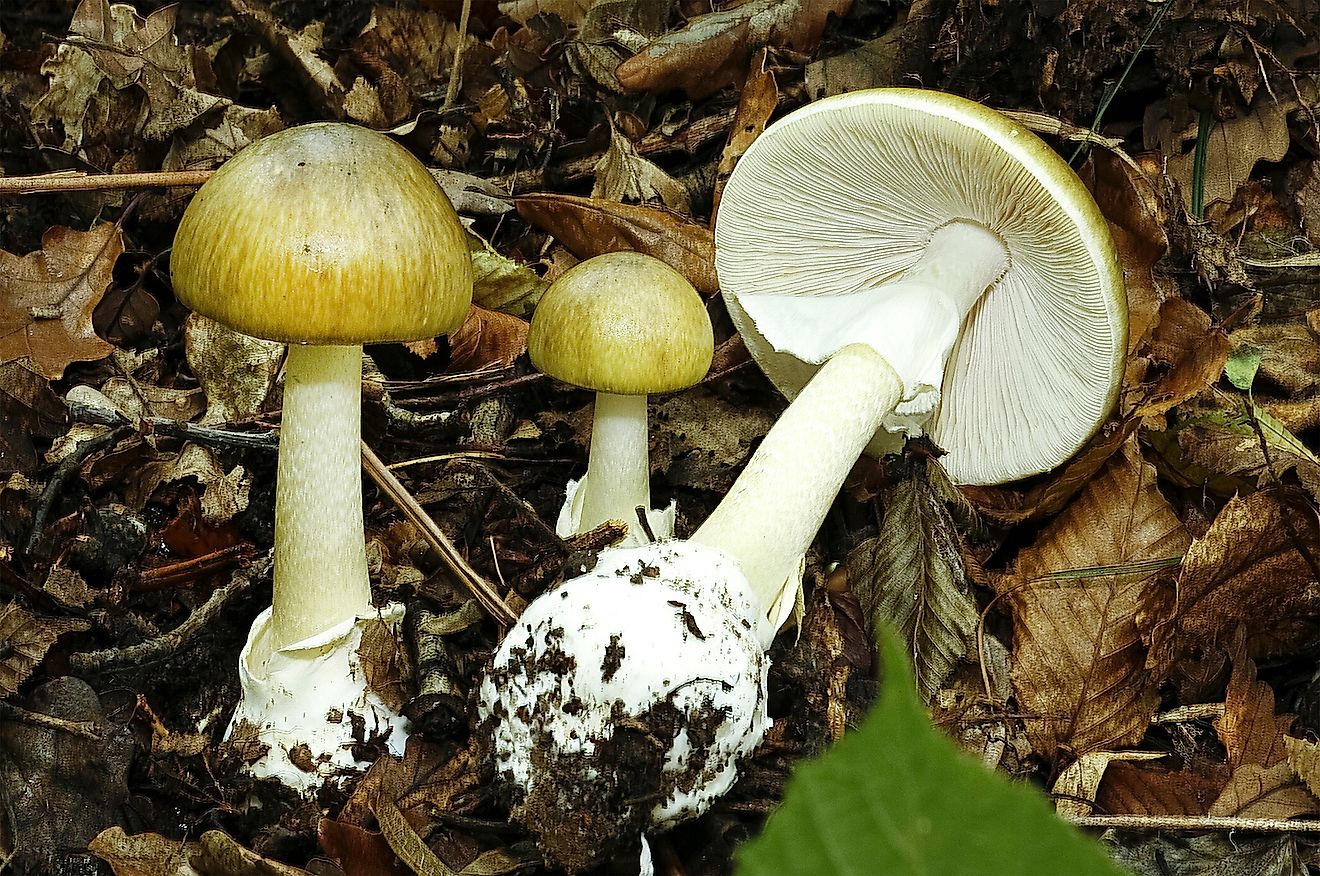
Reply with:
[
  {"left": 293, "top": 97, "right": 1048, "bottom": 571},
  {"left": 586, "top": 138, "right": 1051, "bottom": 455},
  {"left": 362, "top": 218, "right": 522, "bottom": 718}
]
[
  {"left": 529, "top": 251, "right": 713, "bottom": 545},
  {"left": 479, "top": 88, "right": 1126, "bottom": 870},
  {"left": 171, "top": 123, "right": 473, "bottom": 790}
]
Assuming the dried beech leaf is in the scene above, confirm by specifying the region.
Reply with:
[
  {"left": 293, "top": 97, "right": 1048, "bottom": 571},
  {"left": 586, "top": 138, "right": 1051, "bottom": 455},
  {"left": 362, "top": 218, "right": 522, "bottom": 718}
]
[
  {"left": 568, "top": 0, "right": 669, "bottom": 92},
  {"left": 357, "top": 616, "right": 412, "bottom": 713},
  {"left": 374, "top": 796, "right": 457, "bottom": 876},
  {"left": 163, "top": 104, "right": 285, "bottom": 172},
  {"left": 1207, "top": 761, "right": 1319, "bottom": 820},
  {"left": 1133, "top": 296, "right": 1232, "bottom": 418},
  {"left": 0, "top": 223, "right": 122, "bottom": 379},
  {"left": 1003, "top": 441, "right": 1187, "bottom": 762},
  {"left": 499, "top": 0, "right": 592, "bottom": 25},
  {"left": 1167, "top": 98, "right": 1291, "bottom": 211},
  {"left": 1217, "top": 640, "right": 1295, "bottom": 769},
  {"left": 468, "top": 232, "right": 549, "bottom": 319},
  {"left": 592, "top": 125, "right": 691, "bottom": 213},
  {"left": 0, "top": 601, "right": 91, "bottom": 697},
  {"left": 845, "top": 464, "right": 978, "bottom": 699},
  {"left": 1052, "top": 750, "right": 1167, "bottom": 818},
  {"left": 0, "top": 362, "right": 67, "bottom": 476},
  {"left": 1228, "top": 323, "right": 1320, "bottom": 395},
  {"left": 652, "top": 387, "right": 777, "bottom": 494},
  {"left": 1285, "top": 736, "right": 1320, "bottom": 801},
  {"left": 1106, "top": 832, "right": 1307, "bottom": 876},
  {"left": 1147, "top": 491, "right": 1320, "bottom": 683},
  {"left": 88, "top": 826, "right": 200, "bottom": 876},
  {"left": 1097, "top": 759, "right": 1229, "bottom": 817},
  {"left": 184, "top": 314, "right": 283, "bottom": 426},
  {"left": 515, "top": 194, "right": 717, "bottom": 293},
  {"left": 195, "top": 830, "right": 311, "bottom": 875},
  {"left": 447, "top": 306, "right": 529, "bottom": 373},
  {"left": 712, "top": 49, "right": 777, "bottom": 220},
  {"left": 615, "top": 0, "right": 852, "bottom": 99}
]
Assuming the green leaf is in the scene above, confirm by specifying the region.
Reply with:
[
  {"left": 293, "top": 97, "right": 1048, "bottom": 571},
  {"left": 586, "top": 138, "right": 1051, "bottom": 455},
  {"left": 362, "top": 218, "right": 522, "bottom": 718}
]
[
  {"left": 1225, "top": 344, "right": 1263, "bottom": 391},
  {"left": 735, "top": 630, "right": 1129, "bottom": 876}
]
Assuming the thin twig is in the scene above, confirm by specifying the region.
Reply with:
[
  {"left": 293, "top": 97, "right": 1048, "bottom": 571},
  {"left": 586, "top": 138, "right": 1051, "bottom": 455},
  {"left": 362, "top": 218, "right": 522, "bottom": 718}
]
[
  {"left": 1067, "top": 814, "right": 1320, "bottom": 833},
  {"left": 70, "top": 553, "right": 270, "bottom": 673},
  {"left": 361, "top": 441, "right": 515, "bottom": 627},
  {"left": 0, "top": 169, "right": 213, "bottom": 194},
  {"left": 69, "top": 400, "right": 278, "bottom": 451},
  {"left": 443, "top": 0, "right": 473, "bottom": 111},
  {"left": 0, "top": 700, "right": 101, "bottom": 740},
  {"left": 25, "top": 426, "right": 131, "bottom": 555}
]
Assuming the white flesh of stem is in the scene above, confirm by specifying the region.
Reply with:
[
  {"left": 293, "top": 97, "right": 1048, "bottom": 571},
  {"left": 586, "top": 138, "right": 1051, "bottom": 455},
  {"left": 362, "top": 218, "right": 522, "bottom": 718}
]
[
  {"left": 693, "top": 344, "right": 901, "bottom": 641},
  {"left": 577, "top": 391, "right": 652, "bottom": 537},
  {"left": 271, "top": 343, "right": 372, "bottom": 649}
]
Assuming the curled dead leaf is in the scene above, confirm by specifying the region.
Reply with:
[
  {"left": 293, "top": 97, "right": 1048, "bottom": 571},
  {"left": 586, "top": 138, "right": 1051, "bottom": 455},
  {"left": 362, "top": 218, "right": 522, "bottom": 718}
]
[
  {"left": 0, "top": 222, "right": 121, "bottom": 379},
  {"left": 515, "top": 194, "right": 716, "bottom": 293}
]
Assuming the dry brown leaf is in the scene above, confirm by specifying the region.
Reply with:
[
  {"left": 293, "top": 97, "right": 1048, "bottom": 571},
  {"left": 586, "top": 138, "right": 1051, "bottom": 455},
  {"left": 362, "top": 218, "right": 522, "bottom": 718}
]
[
  {"left": 342, "top": 736, "right": 482, "bottom": 827},
  {"left": 712, "top": 49, "right": 777, "bottom": 222},
  {"left": 1171, "top": 404, "right": 1320, "bottom": 500},
  {"left": 1217, "top": 639, "right": 1295, "bottom": 770},
  {"left": 1285, "top": 736, "right": 1320, "bottom": 801},
  {"left": 88, "top": 826, "right": 200, "bottom": 876},
  {"left": 447, "top": 306, "right": 530, "bottom": 373},
  {"left": 228, "top": 0, "right": 346, "bottom": 120},
  {"left": 195, "top": 830, "right": 312, "bottom": 875},
  {"left": 184, "top": 313, "right": 283, "bottom": 427},
  {"left": 651, "top": 387, "right": 777, "bottom": 493},
  {"left": 1096, "top": 759, "right": 1229, "bottom": 817},
  {"left": 1208, "top": 761, "right": 1319, "bottom": 819},
  {"left": 0, "top": 362, "right": 67, "bottom": 476},
  {"left": 1147, "top": 491, "right": 1320, "bottom": 685},
  {"left": 499, "top": 0, "right": 592, "bottom": 25},
  {"left": 593, "top": 124, "right": 692, "bottom": 213},
  {"left": 0, "top": 602, "right": 91, "bottom": 697},
  {"left": 1167, "top": 97, "right": 1292, "bottom": 212},
  {"left": 1053, "top": 751, "right": 1167, "bottom": 818},
  {"left": 1002, "top": 440, "right": 1187, "bottom": 763},
  {"left": 515, "top": 194, "right": 717, "bottom": 293},
  {"left": 0, "top": 223, "right": 121, "bottom": 379},
  {"left": 1229, "top": 322, "right": 1320, "bottom": 395},
  {"left": 1132, "top": 297, "right": 1232, "bottom": 420},
  {"left": 162, "top": 104, "right": 285, "bottom": 172},
  {"left": 569, "top": 0, "right": 670, "bottom": 92},
  {"left": 615, "top": 0, "right": 852, "bottom": 99},
  {"left": 31, "top": 0, "right": 224, "bottom": 151}
]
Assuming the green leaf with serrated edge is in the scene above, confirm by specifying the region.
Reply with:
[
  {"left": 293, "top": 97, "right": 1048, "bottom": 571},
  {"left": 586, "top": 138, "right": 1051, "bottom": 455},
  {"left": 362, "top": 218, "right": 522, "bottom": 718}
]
[
  {"left": 1225, "top": 344, "right": 1263, "bottom": 391},
  {"left": 735, "top": 630, "right": 1130, "bottom": 876}
]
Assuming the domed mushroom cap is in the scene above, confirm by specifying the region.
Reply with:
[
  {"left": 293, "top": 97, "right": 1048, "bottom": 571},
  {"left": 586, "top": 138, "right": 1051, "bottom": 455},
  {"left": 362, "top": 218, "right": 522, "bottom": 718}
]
[
  {"left": 171, "top": 123, "right": 473, "bottom": 345},
  {"left": 715, "top": 89, "right": 1127, "bottom": 485},
  {"left": 529, "top": 251, "right": 714, "bottom": 395}
]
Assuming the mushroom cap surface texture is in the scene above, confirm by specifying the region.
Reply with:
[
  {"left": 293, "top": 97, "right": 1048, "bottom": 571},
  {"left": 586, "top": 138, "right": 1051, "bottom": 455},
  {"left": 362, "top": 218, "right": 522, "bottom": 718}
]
[
  {"left": 528, "top": 251, "right": 714, "bottom": 395},
  {"left": 715, "top": 88, "right": 1127, "bottom": 485},
  {"left": 171, "top": 122, "right": 473, "bottom": 345}
]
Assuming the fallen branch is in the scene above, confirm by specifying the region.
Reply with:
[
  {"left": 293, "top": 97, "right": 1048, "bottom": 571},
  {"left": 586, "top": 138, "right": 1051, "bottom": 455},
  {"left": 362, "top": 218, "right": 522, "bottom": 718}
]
[
  {"left": 70, "top": 552, "right": 271, "bottom": 673},
  {"left": 1067, "top": 814, "right": 1320, "bottom": 833},
  {"left": 0, "top": 170, "right": 213, "bottom": 194}
]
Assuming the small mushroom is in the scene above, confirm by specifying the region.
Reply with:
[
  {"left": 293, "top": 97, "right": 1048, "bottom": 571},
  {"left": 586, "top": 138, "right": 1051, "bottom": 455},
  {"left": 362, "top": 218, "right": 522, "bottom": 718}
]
[
  {"left": 529, "top": 251, "right": 713, "bottom": 545},
  {"left": 171, "top": 122, "right": 472, "bottom": 790}
]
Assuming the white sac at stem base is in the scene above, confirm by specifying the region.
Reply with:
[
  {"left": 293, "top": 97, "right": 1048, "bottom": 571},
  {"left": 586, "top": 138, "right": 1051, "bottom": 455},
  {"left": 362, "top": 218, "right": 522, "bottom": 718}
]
[{"left": 227, "top": 603, "right": 409, "bottom": 792}]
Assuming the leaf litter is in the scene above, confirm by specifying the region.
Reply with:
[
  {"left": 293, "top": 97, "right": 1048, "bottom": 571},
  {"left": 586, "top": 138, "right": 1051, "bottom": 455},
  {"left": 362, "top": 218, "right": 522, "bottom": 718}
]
[{"left": 1, "top": 0, "right": 1320, "bottom": 873}]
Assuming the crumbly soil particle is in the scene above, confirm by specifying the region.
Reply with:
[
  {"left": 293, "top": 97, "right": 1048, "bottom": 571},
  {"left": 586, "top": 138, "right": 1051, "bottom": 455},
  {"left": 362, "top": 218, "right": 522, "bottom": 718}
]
[{"left": 601, "top": 634, "right": 625, "bottom": 683}]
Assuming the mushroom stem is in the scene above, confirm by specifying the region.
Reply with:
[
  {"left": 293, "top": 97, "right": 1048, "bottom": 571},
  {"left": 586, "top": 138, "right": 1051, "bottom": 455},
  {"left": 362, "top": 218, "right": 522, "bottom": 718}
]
[
  {"left": 692, "top": 344, "right": 901, "bottom": 639},
  {"left": 577, "top": 391, "right": 652, "bottom": 534},
  {"left": 270, "top": 343, "right": 373, "bottom": 649}
]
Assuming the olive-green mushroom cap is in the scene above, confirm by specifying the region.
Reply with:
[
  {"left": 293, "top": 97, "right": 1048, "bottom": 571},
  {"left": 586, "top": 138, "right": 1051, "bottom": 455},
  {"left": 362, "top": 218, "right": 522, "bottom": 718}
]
[
  {"left": 529, "top": 252, "right": 713, "bottom": 395},
  {"left": 171, "top": 123, "right": 473, "bottom": 345}
]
